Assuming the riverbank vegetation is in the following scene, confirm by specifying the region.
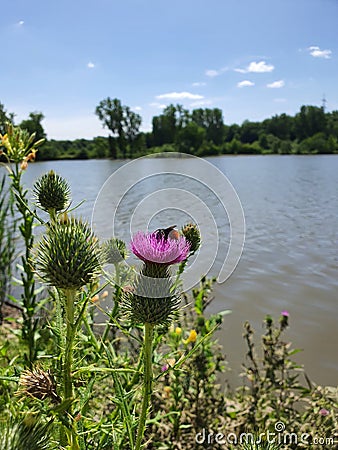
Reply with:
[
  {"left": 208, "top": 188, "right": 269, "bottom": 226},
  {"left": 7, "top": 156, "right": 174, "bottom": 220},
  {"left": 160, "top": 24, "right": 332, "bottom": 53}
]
[
  {"left": 1, "top": 99, "right": 338, "bottom": 161},
  {"left": 0, "top": 125, "right": 337, "bottom": 449}
]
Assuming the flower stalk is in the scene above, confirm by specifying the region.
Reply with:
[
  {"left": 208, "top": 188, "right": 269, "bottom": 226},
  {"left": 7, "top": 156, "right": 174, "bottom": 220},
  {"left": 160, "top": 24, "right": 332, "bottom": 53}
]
[{"left": 135, "top": 322, "right": 154, "bottom": 450}]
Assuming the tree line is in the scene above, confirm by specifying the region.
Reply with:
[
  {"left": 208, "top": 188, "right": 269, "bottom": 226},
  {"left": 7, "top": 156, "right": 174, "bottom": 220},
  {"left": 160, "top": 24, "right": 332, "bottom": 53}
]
[{"left": 1, "top": 99, "right": 338, "bottom": 161}]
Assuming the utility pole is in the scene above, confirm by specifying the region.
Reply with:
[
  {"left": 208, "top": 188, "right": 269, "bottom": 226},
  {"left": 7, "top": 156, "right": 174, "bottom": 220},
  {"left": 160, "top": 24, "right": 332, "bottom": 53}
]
[{"left": 322, "top": 94, "right": 327, "bottom": 112}]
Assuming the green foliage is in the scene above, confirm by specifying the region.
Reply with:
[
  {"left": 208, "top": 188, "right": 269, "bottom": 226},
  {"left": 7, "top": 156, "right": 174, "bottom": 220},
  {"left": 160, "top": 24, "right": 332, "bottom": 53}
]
[
  {"left": 2, "top": 98, "right": 338, "bottom": 160},
  {"left": 0, "top": 416, "right": 54, "bottom": 450},
  {"left": 95, "top": 97, "right": 142, "bottom": 158},
  {"left": 0, "top": 145, "right": 337, "bottom": 450},
  {"left": 0, "top": 175, "right": 17, "bottom": 324},
  {"left": 0, "top": 102, "right": 15, "bottom": 135},
  {"left": 20, "top": 112, "right": 47, "bottom": 144}
]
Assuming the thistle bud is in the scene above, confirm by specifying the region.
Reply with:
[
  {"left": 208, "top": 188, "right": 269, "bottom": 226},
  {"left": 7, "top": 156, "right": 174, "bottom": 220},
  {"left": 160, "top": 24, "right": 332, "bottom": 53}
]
[
  {"left": 36, "top": 217, "right": 101, "bottom": 290},
  {"left": 181, "top": 223, "right": 201, "bottom": 254},
  {"left": 16, "top": 368, "right": 60, "bottom": 404},
  {"left": 33, "top": 170, "right": 71, "bottom": 212},
  {"left": 102, "top": 238, "right": 127, "bottom": 264}
]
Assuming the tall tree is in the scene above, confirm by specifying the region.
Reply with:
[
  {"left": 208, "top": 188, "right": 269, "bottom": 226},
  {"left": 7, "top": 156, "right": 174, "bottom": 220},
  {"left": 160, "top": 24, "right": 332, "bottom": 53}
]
[
  {"left": 294, "top": 105, "right": 327, "bottom": 140},
  {"left": 123, "top": 106, "right": 142, "bottom": 157},
  {"left": 191, "top": 108, "right": 224, "bottom": 145},
  {"left": 152, "top": 104, "right": 189, "bottom": 146},
  {"left": 95, "top": 98, "right": 141, "bottom": 158},
  {"left": 20, "top": 112, "right": 47, "bottom": 142}
]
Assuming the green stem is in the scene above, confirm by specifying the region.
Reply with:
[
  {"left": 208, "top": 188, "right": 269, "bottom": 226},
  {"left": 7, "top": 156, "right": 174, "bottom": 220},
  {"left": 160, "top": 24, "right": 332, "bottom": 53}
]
[
  {"left": 82, "top": 314, "right": 100, "bottom": 352},
  {"left": 134, "top": 322, "right": 154, "bottom": 450},
  {"left": 64, "top": 289, "right": 76, "bottom": 401},
  {"left": 100, "top": 263, "right": 121, "bottom": 348},
  {"left": 10, "top": 163, "right": 38, "bottom": 365},
  {"left": 61, "top": 288, "right": 80, "bottom": 450}
]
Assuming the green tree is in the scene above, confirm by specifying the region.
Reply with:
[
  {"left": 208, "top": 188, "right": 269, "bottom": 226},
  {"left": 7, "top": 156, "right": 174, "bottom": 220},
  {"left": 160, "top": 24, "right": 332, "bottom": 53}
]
[
  {"left": 95, "top": 97, "right": 124, "bottom": 158},
  {"left": 294, "top": 105, "right": 327, "bottom": 140},
  {"left": 263, "top": 113, "right": 294, "bottom": 140},
  {"left": 0, "top": 102, "right": 15, "bottom": 135},
  {"left": 239, "top": 120, "right": 260, "bottom": 144},
  {"left": 123, "top": 106, "right": 142, "bottom": 157},
  {"left": 191, "top": 108, "right": 224, "bottom": 145},
  {"left": 176, "top": 122, "right": 206, "bottom": 153},
  {"left": 152, "top": 104, "right": 189, "bottom": 146},
  {"left": 95, "top": 98, "right": 141, "bottom": 158},
  {"left": 19, "top": 112, "right": 46, "bottom": 142}
]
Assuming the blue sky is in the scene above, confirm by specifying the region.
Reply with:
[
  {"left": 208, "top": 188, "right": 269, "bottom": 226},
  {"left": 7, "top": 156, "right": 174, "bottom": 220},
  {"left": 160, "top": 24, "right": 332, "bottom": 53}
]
[{"left": 1, "top": 0, "right": 337, "bottom": 139}]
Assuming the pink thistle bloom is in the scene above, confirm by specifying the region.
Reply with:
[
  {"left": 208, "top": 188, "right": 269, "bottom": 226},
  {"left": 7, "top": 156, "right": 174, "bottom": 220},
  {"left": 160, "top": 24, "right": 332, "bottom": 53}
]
[
  {"left": 281, "top": 310, "right": 289, "bottom": 317},
  {"left": 319, "top": 408, "right": 329, "bottom": 417},
  {"left": 130, "top": 231, "right": 190, "bottom": 265}
]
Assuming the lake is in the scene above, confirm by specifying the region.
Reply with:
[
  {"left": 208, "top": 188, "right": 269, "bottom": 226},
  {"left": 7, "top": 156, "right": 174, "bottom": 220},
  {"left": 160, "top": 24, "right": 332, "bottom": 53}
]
[{"left": 16, "top": 154, "right": 338, "bottom": 387}]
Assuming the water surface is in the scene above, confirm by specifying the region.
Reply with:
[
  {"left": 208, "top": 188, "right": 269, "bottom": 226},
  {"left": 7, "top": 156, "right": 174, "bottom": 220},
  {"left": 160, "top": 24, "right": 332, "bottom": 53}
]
[{"left": 17, "top": 155, "right": 338, "bottom": 386}]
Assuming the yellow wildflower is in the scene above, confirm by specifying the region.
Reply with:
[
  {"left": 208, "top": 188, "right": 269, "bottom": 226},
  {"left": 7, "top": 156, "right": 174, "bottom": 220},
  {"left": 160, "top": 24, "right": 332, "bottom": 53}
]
[
  {"left": 185, "top": 329, "right": 197, "bottom": 344},
  {"left": 175, "top": 327, "right": 182, "bottom": 335}
]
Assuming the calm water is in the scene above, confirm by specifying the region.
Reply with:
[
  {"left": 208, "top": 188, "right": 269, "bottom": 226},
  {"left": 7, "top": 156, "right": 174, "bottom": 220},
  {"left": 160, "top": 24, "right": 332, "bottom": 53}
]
[{"left": 13, "top": 155, "right": 338, "bottom": 386}]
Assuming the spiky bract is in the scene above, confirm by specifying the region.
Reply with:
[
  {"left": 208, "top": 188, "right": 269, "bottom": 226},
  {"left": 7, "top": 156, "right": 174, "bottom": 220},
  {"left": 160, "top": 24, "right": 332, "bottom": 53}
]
[
  {"left": 33, "top": 171, "right": 70, "bottom": 212},
  {"left": 181, "top": 222, "right": 201, "bottom": 254},
  {"left": 102, "top": 237, "right": 127, "bottom": 264},
  {"left": 122, "top": 262, "right": 180, "bottom": 325},
  {"left": 36, "top": 217, "right": 101, "bottom": 290}
]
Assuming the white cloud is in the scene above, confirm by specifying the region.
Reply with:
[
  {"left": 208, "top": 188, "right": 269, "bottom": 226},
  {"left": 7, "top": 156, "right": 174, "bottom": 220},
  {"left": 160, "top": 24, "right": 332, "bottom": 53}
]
[
  {"left": 18, "top": 20, "right": 24, "bottom": 26},
  {"left": 192, "top": 82, "right": 207, "bottom": 87},
  {"left": 156, "top": 91, "right": 204, "bottom": 100},
  {"left": 274, "top": 98, "right": 287, "bottom": 103},
  {"left": 308, "top": 46, "right": 332, "bottom": 59},
  {"left": 87, "top": 62, "right": 95, "bottom": 69},
  {"left": 237, "top": 80, "right": 255, "bottom": 88},
  {"left": 267, "top": 80, "right": 285, "bottom": 88},
  {"left": 205, "top": 67, "right": 228, "bottom": 78},
  {"left": 133, "top": 106, "right": 142, "bottom": 111},
  {"left": 190, "top": 99, "right": 213, "bottom": 107},
  {"left": 149, "top": 102, "right": 166, "bottom": 109},
  {"left": 235, "top": 60, "right": 274, "bottom": 73},
  {"left": 205, "top": 69, "right": 219, "bottom": 77}
]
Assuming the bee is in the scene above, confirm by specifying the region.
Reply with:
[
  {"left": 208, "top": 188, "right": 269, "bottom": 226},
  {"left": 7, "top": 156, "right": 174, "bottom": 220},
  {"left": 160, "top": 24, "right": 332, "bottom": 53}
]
[{"left": 154, "top": 225, "right": 180, "bottom": 240}]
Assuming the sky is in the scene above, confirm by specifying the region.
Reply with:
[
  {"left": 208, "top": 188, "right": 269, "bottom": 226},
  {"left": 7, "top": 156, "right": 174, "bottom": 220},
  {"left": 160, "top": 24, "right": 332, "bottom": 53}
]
[{"left": 1, "top": 0, "right": 338, "bottom": 140}]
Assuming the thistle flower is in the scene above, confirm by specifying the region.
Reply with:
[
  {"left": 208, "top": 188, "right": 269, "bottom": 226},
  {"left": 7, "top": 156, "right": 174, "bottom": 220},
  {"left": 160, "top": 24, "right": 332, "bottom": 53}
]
[
  {"left": 102, "top": 237, "right": 127, "bottom": 264},
  {"left": 181, "top": 222, "right": 201, "bottom": 254},
  {"left": 280, "top": 310, "right": 289, "bottom": 330},
  {"left": 16, "top": 368, "right": 60, "bottom": 404},
  {"left": 130, "top": 231, "right": 190, "bottom": 265},
  {"left": 36, "top": 217, "right": 101, "bottom": 290},
  {"left": 33, "top": 170, "right": 71, "bottom": 212}
]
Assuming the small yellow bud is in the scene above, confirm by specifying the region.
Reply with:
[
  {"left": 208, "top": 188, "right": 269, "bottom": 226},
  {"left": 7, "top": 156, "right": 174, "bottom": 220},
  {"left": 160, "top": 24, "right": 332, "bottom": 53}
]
[
  {"left": 162, "top": 386, "right": 171, "bottom": 398},
  {"left": 185, "top": 329, "right": 197, "bottom": 344},
  {"left": 175, "top": 327, "right": 182, "bottom": 335}
]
